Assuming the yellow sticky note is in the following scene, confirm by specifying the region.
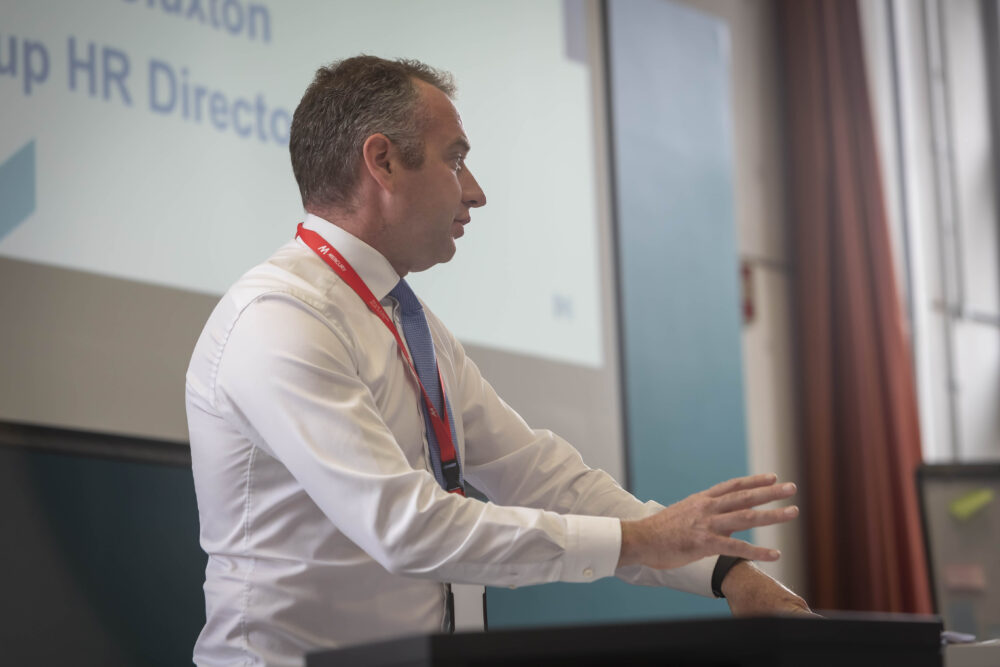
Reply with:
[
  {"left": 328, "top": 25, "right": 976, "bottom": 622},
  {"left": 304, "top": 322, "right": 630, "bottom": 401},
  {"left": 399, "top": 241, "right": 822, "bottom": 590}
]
[{"left": 949, "top": 488, "right": 994, "bottom": 521}]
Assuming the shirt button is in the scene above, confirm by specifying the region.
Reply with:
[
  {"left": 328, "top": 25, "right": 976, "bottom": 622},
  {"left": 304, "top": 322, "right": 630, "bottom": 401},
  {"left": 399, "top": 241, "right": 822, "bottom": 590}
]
[{"left": 583, "top": 567, "right": 594, "bottom": 578}]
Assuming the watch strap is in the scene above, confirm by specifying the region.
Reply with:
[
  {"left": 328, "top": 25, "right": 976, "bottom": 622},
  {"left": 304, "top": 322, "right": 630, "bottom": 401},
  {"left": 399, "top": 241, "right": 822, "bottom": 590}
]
[{"left": 711, "top": 555, "right": 745, "bottom": 598}]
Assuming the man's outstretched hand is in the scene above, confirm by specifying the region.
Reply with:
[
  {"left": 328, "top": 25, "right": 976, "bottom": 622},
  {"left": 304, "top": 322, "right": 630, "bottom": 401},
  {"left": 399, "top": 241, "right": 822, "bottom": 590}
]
[{"left": 617, "top": 473, "right": 798, "bottom": 570}]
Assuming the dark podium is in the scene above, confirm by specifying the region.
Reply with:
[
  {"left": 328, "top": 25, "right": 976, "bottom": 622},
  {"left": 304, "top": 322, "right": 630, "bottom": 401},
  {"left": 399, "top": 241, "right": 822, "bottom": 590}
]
[{"left": 307, "top": 615, "right": 943, "bottom": 666}]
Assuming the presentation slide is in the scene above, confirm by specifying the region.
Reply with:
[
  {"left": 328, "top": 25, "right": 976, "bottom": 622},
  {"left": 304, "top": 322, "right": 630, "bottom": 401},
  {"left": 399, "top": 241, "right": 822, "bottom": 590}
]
[{"left": 1, "top": 0, "right": 604, "bottom": 367}]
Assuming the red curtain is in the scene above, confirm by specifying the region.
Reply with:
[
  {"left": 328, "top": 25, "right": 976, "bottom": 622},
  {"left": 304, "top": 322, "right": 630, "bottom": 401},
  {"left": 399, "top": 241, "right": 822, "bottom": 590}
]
[{"left": 775, "top": 0, "right": 933, "bottom": 613}]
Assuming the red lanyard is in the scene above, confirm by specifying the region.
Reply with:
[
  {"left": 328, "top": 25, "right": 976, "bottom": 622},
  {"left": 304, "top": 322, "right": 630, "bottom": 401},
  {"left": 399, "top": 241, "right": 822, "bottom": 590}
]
[{"left": 296, "top": 223, "right": 464, "bottom": 495}]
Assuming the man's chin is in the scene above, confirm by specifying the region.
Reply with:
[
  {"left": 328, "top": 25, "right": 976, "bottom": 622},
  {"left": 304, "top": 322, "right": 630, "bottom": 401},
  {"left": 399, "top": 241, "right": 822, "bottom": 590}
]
[{"left": 439, "top": 240, "right": 458, "bottom": 264}]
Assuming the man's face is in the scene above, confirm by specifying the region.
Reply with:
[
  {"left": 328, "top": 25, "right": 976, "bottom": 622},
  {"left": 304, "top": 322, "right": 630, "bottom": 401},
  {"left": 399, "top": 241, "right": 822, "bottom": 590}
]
[{"left": 386, "top": 80, "right": 486, "bottom": 275}]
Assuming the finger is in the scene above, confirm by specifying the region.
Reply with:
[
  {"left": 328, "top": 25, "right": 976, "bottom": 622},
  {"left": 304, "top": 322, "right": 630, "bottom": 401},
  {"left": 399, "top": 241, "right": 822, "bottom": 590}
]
[
  {"left": 714, "top": 482, "right": 797, "bottom": 513},
  {"left": 709, "top": 505, "right": 799, "bottom": 534},
  {"left": 704, "top": 473, "right": 778, "bottom": 498},
  {"left": 709, "top": 535, "right": 782, "bottom": 562}
]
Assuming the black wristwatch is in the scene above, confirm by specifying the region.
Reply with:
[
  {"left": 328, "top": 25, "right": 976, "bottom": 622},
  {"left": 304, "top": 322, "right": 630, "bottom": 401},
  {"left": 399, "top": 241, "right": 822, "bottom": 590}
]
[{"left": 711, "top": 556, "right": 745, "bottom": 598}]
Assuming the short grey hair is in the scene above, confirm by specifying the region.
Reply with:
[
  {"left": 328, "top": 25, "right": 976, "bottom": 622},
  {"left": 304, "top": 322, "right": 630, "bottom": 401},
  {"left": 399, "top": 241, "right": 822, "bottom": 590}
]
[{"left": 289, "top": 55, "right": 456, "bottom": 211}]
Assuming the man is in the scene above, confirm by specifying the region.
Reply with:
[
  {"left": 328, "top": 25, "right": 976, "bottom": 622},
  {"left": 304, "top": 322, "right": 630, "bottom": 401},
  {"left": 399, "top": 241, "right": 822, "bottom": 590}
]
[{"left": 186, "top": 55, "right": 810, "bottom": 667}]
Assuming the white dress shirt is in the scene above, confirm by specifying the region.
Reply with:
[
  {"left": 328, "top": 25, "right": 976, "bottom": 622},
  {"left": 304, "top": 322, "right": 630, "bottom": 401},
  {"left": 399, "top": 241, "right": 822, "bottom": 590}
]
[{"left": 186, "top": 214, "right": 716, "bottom": 666}]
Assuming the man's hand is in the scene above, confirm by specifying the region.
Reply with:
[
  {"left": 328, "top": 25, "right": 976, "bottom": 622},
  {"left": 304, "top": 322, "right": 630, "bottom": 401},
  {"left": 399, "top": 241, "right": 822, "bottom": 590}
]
[
  {"left": 721, "top": 561, "right": 816, "bottom": 617},
  {"left": 617, "top": 473, "right": 797, "bottom": 570}
]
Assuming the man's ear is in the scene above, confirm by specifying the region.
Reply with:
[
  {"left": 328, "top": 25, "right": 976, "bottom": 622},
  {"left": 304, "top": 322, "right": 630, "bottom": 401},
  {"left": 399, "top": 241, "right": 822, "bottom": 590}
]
[{"left": 361, "top": 133, "right": 395, "bottom": 192}]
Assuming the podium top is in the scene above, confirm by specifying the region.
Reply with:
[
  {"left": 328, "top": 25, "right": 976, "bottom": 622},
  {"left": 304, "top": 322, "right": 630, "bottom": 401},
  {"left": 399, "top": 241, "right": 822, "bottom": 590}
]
[{"left": 307, "top": 614, "right": 943, "bottom": 667}]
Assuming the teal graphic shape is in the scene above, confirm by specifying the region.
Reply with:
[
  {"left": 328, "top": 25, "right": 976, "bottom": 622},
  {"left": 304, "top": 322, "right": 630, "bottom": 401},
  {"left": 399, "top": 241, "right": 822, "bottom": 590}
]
[{"left": 0, "top": 141, "right": 37, "bottom": 241}]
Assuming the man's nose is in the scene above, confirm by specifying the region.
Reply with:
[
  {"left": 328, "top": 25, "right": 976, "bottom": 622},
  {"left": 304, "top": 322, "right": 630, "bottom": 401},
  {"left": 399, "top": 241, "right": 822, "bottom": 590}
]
[{"left": 461, "top": 168, "right": 486, "bottom": 208}]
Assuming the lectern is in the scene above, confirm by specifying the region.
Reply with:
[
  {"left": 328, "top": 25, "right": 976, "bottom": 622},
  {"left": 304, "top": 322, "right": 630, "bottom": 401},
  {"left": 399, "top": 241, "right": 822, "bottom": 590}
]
[{"left": 307, "top": 615, "right": 943, "bottom": 666}]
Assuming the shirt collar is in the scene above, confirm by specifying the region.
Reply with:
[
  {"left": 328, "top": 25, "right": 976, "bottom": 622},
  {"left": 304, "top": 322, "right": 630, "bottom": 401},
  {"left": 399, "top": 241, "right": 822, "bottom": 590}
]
[{"left": 301, "top": 213, "right": 401, "bottom": 301}]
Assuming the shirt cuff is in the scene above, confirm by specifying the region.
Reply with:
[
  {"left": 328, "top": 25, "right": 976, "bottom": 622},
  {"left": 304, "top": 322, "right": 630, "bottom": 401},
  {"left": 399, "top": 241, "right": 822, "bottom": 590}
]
[{"left": 560, "top": 514, "right": 622, "bottom": 583}]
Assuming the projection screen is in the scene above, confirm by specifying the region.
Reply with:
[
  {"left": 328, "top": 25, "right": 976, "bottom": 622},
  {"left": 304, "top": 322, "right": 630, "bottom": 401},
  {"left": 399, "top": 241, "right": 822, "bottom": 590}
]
[{"left": 0, "top": 0, "right": 625, "bottom": 479}]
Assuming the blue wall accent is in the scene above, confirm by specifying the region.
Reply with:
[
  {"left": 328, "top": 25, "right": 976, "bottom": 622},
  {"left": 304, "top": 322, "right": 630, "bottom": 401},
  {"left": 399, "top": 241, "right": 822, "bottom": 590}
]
[
  {"left": 610, "top": 0, "right": 747, "bottom": 515},
  {"left": 487, "top": 0, "right": 748, "bottom": 628}
]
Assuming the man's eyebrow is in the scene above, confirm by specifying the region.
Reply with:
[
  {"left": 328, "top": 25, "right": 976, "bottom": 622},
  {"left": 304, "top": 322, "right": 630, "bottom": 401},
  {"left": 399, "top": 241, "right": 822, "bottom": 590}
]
[{"left": 449, "top": 138, "right": 471, "bottom": 154}]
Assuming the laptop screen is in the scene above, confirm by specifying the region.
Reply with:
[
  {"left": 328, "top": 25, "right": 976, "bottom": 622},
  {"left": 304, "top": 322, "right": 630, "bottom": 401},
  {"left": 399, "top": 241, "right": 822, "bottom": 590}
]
[{"left": 917, "top": 463, "right": 1000, "bottom": 638}]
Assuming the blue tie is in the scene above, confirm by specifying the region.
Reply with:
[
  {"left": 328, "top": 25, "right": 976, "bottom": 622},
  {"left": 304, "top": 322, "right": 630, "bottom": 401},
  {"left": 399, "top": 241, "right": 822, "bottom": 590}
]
[{"left": 388, "top": 279, "right": 463, "bottom": 492}]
